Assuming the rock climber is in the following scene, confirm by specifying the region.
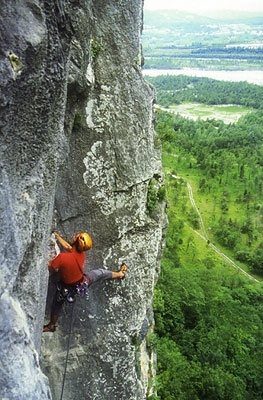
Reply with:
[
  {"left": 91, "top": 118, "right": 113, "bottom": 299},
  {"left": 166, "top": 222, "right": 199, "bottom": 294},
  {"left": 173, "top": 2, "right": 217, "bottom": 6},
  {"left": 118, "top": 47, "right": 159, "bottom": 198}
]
[{"left": 43, "top": 231, "right": 128, "bottom": 332}]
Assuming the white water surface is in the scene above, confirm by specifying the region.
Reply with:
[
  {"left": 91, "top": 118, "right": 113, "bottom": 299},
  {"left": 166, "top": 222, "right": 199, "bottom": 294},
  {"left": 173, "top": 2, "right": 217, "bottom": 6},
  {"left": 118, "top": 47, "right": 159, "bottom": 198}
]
[{"left": 142, "top": 68, "right": 263, "bottom": 85}]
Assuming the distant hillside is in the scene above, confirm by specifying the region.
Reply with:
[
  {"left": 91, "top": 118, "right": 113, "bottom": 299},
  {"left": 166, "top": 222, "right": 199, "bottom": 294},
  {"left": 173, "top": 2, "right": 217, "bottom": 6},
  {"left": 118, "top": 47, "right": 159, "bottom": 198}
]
[
  {"left": 142, "top": 10, "right": 263, "bottom": 70},
  {"left": 144, "top": 9, "right": 263, "bottom": 25},
  {"left": 144, "top": 9, "right": 216, "bottom": 29}
]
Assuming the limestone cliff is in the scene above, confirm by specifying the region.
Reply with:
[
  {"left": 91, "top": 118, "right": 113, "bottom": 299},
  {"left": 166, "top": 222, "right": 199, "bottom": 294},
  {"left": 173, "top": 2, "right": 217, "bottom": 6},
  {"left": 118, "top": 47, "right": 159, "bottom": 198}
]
[{"left": 0, "top": 1, "right": 166, "bottom": 399}]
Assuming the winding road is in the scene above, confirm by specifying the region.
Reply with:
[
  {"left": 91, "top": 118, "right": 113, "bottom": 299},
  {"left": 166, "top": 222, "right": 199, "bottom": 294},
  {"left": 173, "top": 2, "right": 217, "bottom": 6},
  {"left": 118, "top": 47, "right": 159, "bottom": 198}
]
[{"left": 173, "top": 175, "right": 259, "bottom": 283}]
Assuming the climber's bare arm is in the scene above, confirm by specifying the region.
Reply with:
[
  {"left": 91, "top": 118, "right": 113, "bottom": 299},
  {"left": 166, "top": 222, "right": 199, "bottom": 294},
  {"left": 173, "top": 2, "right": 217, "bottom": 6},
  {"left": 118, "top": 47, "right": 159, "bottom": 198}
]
[{"left": 53, "top": 231, "right": 73, "bottom": 251}]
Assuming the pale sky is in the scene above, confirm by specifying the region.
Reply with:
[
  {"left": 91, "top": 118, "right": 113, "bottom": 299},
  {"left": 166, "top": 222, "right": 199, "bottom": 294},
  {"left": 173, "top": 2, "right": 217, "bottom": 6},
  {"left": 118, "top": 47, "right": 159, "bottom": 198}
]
[{"left": 144, "top": 0, "right": 263, "bottom": 13}]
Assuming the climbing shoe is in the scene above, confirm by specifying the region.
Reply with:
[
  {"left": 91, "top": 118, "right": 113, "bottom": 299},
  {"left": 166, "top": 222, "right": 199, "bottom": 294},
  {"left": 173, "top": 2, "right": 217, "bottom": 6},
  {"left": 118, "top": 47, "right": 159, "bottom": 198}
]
[
  {"left": 43, "top": 324, "right": 56, "bottom": 333},
  {"left": 119, "top": 263, "right": 128, "bottom": 278}
]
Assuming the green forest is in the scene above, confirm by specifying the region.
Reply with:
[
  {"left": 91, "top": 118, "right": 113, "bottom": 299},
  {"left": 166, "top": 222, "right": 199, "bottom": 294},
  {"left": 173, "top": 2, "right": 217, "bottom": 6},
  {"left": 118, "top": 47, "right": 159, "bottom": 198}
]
[
  {"left": 146, "top": 75, "right": 263, "bottom": 109},
  {"left": 146, "top": 75, "right": 263, "bottom": 399}
]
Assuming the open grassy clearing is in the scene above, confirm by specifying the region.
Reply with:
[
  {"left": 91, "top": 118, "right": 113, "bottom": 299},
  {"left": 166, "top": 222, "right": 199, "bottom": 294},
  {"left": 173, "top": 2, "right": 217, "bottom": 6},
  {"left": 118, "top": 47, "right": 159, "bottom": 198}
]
[
  {"left": 165, "top": 166, "right": 256, "bottom": 279},
  {"left": 161, "top": 102, "right": 252, "bottom": 124},
  {"left": 163, "top": 150, "right": 261, "bottom": 277}
]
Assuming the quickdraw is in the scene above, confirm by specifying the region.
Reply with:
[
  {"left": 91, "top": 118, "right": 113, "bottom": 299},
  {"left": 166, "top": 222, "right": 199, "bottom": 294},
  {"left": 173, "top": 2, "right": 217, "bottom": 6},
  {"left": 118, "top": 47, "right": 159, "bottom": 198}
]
[
  {"left": 76, "top": 278, "right": 89, "bottom": 297},
  {"left": 57, "top": 274, "right": 89, "bottom": 304}
]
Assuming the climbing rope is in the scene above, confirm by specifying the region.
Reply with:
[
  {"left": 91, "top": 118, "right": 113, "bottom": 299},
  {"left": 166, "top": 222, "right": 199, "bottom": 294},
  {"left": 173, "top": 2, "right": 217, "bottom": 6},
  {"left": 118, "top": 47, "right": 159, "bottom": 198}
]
[{"left": 60, "top": 302, "right": 75, "bottom": 400}]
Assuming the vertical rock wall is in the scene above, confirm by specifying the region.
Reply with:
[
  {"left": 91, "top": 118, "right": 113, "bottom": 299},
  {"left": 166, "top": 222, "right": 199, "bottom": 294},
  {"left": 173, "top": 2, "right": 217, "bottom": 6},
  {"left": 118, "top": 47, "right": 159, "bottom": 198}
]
[{"left": 0, "top": 1, "right": 166, "bottom": 399}]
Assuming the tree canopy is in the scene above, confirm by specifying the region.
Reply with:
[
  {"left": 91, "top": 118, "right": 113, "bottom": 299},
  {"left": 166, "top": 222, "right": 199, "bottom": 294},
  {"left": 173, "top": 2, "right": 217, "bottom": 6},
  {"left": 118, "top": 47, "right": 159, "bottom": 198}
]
[{"left": 149, "top": 76, "right": 263, "bottom": 400}]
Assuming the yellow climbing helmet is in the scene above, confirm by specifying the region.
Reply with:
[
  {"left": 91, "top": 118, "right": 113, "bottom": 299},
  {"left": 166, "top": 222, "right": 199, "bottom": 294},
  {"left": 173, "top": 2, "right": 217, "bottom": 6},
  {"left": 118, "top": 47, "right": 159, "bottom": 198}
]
[{"left": 76, "top": 232, "right": 93, "bottom": 252}]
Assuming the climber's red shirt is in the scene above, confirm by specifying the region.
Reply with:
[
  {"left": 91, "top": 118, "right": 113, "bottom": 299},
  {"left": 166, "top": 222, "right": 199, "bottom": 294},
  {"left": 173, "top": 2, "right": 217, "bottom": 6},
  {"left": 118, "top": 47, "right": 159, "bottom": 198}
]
[{"left": 50, "top": 250, "right": 86, "bottom": 284}]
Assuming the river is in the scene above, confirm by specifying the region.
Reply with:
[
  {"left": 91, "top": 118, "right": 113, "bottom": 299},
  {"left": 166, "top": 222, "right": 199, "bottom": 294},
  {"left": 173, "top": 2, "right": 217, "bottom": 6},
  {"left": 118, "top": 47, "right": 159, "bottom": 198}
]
[{"left": 142, "top": 68, "right": 263, "bottom": 86}]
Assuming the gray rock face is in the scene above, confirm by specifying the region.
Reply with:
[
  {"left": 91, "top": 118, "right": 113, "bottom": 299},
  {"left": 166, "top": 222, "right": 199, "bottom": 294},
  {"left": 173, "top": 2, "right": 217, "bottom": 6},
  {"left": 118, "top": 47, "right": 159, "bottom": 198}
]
[{"left": 0, "top": 1, "right": 166, "bottom": 399}]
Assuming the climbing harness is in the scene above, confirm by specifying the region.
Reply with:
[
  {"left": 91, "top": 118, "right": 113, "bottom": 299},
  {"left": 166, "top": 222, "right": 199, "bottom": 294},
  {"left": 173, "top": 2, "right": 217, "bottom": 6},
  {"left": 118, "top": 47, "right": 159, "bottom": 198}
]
[
  {"left": 76, "top": 275, "right": 89, "bottom": 296},
  {"left": 56, "top": 284, "right": 77, "bottom": 304},
  {"left": 56, "top": 274, "right": 89, "bottom": 304}
]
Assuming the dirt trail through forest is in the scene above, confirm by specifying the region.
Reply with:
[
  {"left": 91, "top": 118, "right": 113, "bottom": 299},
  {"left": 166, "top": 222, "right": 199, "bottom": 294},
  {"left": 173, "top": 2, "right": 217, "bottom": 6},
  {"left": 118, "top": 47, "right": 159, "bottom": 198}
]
[{"left": 172, "top": 174, "right": 259, "bottom": 282}]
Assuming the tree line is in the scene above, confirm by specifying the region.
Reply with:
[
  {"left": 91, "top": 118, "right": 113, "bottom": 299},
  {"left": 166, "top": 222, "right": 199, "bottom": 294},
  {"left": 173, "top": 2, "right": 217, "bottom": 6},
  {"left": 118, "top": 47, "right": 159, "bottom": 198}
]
[{"left": 145, "top": 75, "right": 263, "bottom": 109}]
